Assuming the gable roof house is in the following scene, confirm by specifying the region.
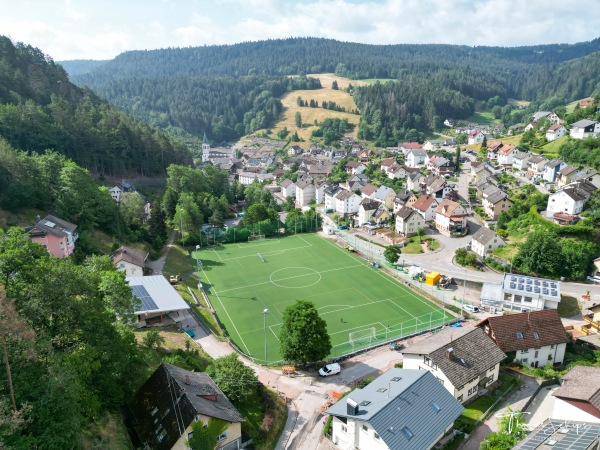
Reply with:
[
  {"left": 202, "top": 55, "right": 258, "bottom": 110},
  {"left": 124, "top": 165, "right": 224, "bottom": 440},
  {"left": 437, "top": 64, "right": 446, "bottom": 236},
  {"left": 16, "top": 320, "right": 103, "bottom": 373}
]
[
  {"left": 557, "top": 165, "right": 579, "bottom": 187},
  {"left": 470, "top": 227, "right": 506, "bottom": 258},
  {"left": 29, "top": 215, "right": 78, "bottom": 258},
  {"left": 570, "top": 119, "right": 600, "bottom": 140},
  {"left": 482, "top": 189, "right": 512, "bottom": 220},
  {"left": 370, "top": 185, "right": 396, "bottom": 209},
  {"left": 295, "top": 179, "right": 316, "bottom": 207},
  {"left": 402, "top": 327, "right": 506, "bottom": 403},
  {"left": 111, "top": 246, "right": 148, "bottom": 277},
  {"left": 380, "top": 157, "right": 397, "bottom": 172},
  {"left": 326, "top": 369, "right": 463, "bottom": 450},
  {"left": 127, "top": 276, "right": 192, "bottom": 327},
  {"left": 412, "top": 195, "right": 439, "bottom": 222},
  {"left": 324, "top": 184, "right": 342, "bottom": 211},
  {"left": 280, "top": 179, "right": 296, "bottom": 198},
  {"left": 572, "top": 168, "right": 600, "bottom": 189},
  {"left": 435, "top": 200, "right": 468, "bottom": 237},
  {"left": 552, "top": 366, "right": 600, "bottom": 424},
  {"left": 546, "top": 180, "right": 597, "bottom": 223},
  {"left": 393, "top": 190, "right": 417, "bottom": 213},
  {"left": 527, "top": 154, "right": 549, "bottom": 177},
  {"left": 407, "top": 172, "right": 425, "bottom": 192},
  {"left": 496, "top": 144, "right": 517, "bottom": 166},
  {"left": 399, "top": 141, "right": 424, "bottom": 155},
  {"left": 358, "top": 199, "right": 381, "bottom": 225},
  {"left": 426, "top": 176, "right": 453, "bottom": 200},
  {"left": 542, "top": 158, "right": 567, "bottom": 183},
  {"left": 360, "top": 183, "right": 379, "bottom": 198},
  {"left": 486, "top": 141, "right": 504, "bottom": 161},
  {"left": 387, "top": 163, "right": 420, "bottom": 180},
  {"left": 511, "top": 150, "right": 531, "bottom": 171},
  {"left": 406, "top": 148, "right": 428, "bottom": 168},
  {"left": 129, "top": 363, "right": 245, "bottom": 450},
  {"left": 345, "top": 160, "right": 367, "bottom": 175},
  {"left": 396, "top": 206, "right": 425, "bottom": 237},
  {"left": 472, "top": 163, "right": 495, "bottom": 183},
  {"left": 334, "top": 189, "right": 361, "bottom": 216},
  {"left": 477, "top": 309, "right": 569, "bottom": 368},
  {"left": 468, "top": 130, "right": 485, "bottom": 145},
  {"left": 424, "top": 139, "right": 444, "bottom": 151},
  {"left": 427, "top": 155, "right": 455, "bottom": 176},
  {"left": 288, "top": 145, "right": 303, "bottom": 156},
  {"left": 546, "top": 123, "right": 567, "bottom": 141}
]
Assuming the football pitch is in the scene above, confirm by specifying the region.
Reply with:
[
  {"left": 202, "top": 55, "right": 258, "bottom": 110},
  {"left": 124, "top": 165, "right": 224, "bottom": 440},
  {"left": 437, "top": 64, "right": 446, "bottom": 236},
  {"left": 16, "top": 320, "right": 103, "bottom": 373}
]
[{"left": 194, "top": 233, "right": 451, "bottom": 363}]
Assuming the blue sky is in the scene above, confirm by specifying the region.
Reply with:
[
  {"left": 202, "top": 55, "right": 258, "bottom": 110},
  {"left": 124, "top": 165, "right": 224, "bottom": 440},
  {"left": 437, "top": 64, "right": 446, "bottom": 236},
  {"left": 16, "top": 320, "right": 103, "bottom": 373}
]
[{"left": 2, "top": 0, "right": 600, "bottom": 60}]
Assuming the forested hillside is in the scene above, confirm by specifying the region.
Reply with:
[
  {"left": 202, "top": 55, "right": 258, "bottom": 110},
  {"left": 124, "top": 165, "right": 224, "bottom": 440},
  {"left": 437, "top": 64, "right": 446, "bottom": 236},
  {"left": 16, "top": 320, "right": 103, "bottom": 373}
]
[
  {"left": 0, "top": 36, "right": 188, "bottom": 176},
  {"left": 63, "top": 37, "right": 600, "bottom": 145}
]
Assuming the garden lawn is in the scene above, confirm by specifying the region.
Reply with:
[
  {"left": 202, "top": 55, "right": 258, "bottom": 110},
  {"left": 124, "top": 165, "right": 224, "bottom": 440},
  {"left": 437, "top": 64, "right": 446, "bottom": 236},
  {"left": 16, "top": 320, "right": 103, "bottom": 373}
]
[{"left": 194, "top": 234, "right": 448, "bottom": 362}]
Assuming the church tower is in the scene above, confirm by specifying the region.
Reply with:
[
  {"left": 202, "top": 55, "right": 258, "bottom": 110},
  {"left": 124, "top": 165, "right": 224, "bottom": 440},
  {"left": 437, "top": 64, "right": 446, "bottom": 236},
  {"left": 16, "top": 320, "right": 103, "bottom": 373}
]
[{"left": 202, "top": 132, "right": 210, "bottom": 162}]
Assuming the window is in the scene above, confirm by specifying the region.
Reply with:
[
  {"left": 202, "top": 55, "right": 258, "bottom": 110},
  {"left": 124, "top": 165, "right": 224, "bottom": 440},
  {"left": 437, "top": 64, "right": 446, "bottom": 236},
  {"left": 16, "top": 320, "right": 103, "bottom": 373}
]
[
  {"left": 151, "top": 407, "right": 159, "bottom": 416},
  {"left": 216, "top": 431, "right": 227, "bottom": 443},
  {"left": 534, "top": 332, "right": 539, "bottom": 339},
  {"left": 374, "top": 432, "right": 380, "bottom": 440},
  {"left": 521, "top": 348, "right": 529, "bottom": 354},
  {"left": 431, "top": 402, "right": 441, "bottom": 413},
  {"left": 517, "top": 332, "right": 524, "bottom": 339},
  {"left": 457, "top": 395, "right": 463, "bottom": 402},
  {"left": 187, "top": 432, "right": 193, "bottom": 440},
  {"left": 157, "top": 430, "right": 167, "bottom": 442},
  {"left": 359, "top": 400, "right": 371, "bottom": 406},
  {"left": 362, "top": 425, "right": 368, "bottom": 432},
  {"left": 401, "top": 427, "right": 414, "bottom": 440},
  {"left": 522, "top": 358, "right": 528, "bottom": 363},
  {"left": 341, "top": 425, "right": 347, "bottom": 433},
  {"left": 550, "top": 344, "right": 555, "bottom": 349},
  {"left": 376, "top": 388, "right": 387, "bottom": 393}
]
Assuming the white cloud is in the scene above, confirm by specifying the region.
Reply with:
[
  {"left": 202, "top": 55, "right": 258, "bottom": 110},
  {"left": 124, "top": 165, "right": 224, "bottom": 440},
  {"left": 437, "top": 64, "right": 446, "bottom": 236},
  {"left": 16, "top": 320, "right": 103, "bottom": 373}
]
[{"left": 1, "top": 0, "right": 599, "bottom": 60}]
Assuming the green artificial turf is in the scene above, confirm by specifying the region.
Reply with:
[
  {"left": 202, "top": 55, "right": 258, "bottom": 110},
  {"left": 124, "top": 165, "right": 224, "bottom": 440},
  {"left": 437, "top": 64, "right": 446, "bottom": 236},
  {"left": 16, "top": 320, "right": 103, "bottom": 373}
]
[{"left": 194, "top": 234, "right": 448, "bottom": 362}]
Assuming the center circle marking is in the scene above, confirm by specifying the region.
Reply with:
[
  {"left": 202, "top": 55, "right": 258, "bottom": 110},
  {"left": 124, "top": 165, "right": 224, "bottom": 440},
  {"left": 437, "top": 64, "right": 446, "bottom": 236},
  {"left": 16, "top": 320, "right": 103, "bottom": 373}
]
[{"left": 269, "top": 267, "right": 322, "bottom": 288}]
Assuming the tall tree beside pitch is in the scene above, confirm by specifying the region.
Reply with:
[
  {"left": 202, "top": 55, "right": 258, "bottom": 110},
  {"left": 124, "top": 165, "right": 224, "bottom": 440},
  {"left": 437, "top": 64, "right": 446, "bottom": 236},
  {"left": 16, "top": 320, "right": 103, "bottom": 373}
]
[{"left": 279, "top": 300, "right": 331, "bottom": 365}]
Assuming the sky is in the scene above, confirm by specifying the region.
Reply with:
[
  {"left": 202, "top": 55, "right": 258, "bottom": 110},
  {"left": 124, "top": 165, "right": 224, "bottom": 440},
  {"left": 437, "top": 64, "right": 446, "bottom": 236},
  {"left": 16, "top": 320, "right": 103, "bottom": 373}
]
[{"left": 2, "top": 0, "right": 600, "bottom": 61}]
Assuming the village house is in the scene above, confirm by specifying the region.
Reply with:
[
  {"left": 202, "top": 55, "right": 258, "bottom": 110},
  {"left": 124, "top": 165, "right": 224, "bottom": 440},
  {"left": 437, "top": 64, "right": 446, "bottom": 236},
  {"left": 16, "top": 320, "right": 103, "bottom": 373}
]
[
  {"left": 470, "top": 227, "right": 506, "bottom": 258},
  {"left": 111, "top": 246, "right": 148, "bottom": 277},
  {"left": 542, "top": 159, "right": 567, "bottom": 183},
  {"left": 393, "top": 190, "right": 417, "bottom": 213},
  {"left": 423, "top": 139, "right": 444, "bottom": 151},
  {"left": 360, "top": 183, "right": 378, "bottom": 199},
  {"left": 444, "top": 118, "right": 455, "bottom": 127},
  {"left": 427, "top": 155, "right": 455, "bottom": 176},
  {"left": 573, "top": 168, "right": 600, "bottom": 189},
  {"left": 570, "top": 119, "right": 600, "bottom": 140},
  {"left": 395, "top": 206, "right": 425, "bottom": 237},
  {"left": 238, "top": 172, "right": 274, "bottom": 185},
  {"left": 315, "top": 182, "right": 329, "bottom": 204},
  {"left": 468, "top": 130, "right": 485, "bottom": 145},
  {"left": 407, "top": 172, "right": 425, "bottom": 192},
  {"left": 295, "top": 179, "right": 316, "bottom": 207},
  {"left": 130, "top": 363, "right": 245, "bottom": 450},
  {"left": 324, "top": 184, "right": 342, "bottom": 211},
  {"left": 334, "top": 189, "right": 361, "bottom": 216},
  {"left": 29, "top": 214, "right": 78, "bottom": 258},
  {"left": 527, "top": 154, "right": 549, "bottom": 177},
  {"left": 579, "top": 99, "right": 596, "bottom": 108},
  {"left": 371, "top": 204, "right": 391, "bottom": 225},
  {"left": 357, "top": 199, "right": 381, "bottom": 225},
  {"left": 532, "top": 111, "right": 564, "bottom": 125},
  {"left": 511, "top": 150, "right": 530, "bottom": 171},
  {"left": 412, "top": 195, "right": 439, "bottom": 222},
  {"left": 288, "top": 145, "right": 303, "bottom": 156},
  {"left": 546, "top": 180, "right": 597, "bottom": 221},
  {"left": 345, "top": 161, "right": 367, "bottom": 175},
  {"left": 398, "top": 141, "right": 423, "bottom": 156},
  {"left": 424, "top": 176, "right": 453, "bottom": 200},
  {"left": 480, "top": 273, "right": 562, "bottom": 313},
  {"left": 497, "top": 144, "right": 517, "bottom": 166},
  {"left": 546, "top": 124, "right": 567, "bottom": 141},
  {"left": 483, "top": 189, "right": 512, "bottom": 220},
  {"left": 486, "top": 141, "right": 503, "bottom": 161},
  {"left": 557, "top": 165, "right": 579, "bottom": 187},
  {"left": 380, "top": 157, "right": 396, "bottom": 172},
  {"left": 477, "top": 309, "right": 568, "bottom": 368},
  {"left": 387, "top": 163, "right": 418, "bottom": 179},
  {"left": 470, "top": 161, "right": 495, "bottom": 181},
  {"left": 434, "top": 199, "right": 468, "bottom": 236},
  {"left": 280, "top": 179, "right": 296, "bottom": 198},
  {"left": 370, "top": 185, "right": 396, "bottom": 209},
  {"left": 358, "top": 149, "right": 374, "bottom": 163},
  {"left": 406, "top": 148, "right": 428, "bottom": 168},
  {"left": 326, "top": 369, "right": 463, "bottom": 450},
  {"left": 552, "top": 366, "right": 600, "bottom": 424},
  {"left": 402, "top": 327, "right": 506, "bottom": 404}
]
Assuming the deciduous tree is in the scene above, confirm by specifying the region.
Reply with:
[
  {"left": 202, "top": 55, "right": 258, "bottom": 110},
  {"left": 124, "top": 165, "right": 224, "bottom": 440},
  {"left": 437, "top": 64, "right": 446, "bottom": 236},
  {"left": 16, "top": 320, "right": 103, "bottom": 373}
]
[{"left": 206, "top": 354, "right": 257, "bottom": 403}]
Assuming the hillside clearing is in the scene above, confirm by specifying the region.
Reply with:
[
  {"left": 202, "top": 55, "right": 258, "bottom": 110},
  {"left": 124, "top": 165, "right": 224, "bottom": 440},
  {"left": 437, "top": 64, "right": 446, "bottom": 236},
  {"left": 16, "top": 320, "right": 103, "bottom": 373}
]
[
  {"left": 540, "top": 135, "right": 567, "bottom": 159},
  {"left": 464, "top": 133, "right": 523, "bottom": 152}
]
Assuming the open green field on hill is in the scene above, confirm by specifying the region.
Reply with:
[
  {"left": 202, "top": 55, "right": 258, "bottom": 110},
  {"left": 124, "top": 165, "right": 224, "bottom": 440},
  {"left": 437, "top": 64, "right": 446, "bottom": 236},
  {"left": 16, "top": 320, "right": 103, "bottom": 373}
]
[{"left": 194, "top": 234, "right": 449, "bottom": 362}]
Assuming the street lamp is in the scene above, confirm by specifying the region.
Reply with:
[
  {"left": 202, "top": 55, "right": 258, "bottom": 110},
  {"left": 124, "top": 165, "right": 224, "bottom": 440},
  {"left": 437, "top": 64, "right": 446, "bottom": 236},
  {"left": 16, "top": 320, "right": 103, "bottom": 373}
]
[
  {"left": 462, "top": 268, "right": 467, "bottom": 318},
  {"left": 195, "top": 244, "right": 202, "bottom": 278},
  {"left": 178, "top": 206, "right": 185, "bottom": 247},
  {"left": 263, "top": 309, "right": 269, "bottom": 364}
]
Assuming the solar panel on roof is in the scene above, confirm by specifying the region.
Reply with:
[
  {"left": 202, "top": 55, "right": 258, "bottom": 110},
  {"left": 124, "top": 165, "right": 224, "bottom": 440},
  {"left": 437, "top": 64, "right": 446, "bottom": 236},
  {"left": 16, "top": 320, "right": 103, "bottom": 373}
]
[
  {"left": 131, "top": 285, "right": 158, "bottom": 311},
  {"left": 45, "top": 221, "right": 56, "bottom": 228},
  {"left": 526, "top": 286, "right": 532, "bottom": 292},
  {"left": 542, "top": 288, "right": 548, "bottom": 294},
  {"left": 526, "top": 279, "right": 532, "bottom": 284},
  {"left": 543, "top": 281, "right": 548, "bottom": 286},
  {"left": 511, "top": 276, "right": 517, "bottom": 281},
  {"left": 519, "top": 278, "right": 525, "bottom": 283}
]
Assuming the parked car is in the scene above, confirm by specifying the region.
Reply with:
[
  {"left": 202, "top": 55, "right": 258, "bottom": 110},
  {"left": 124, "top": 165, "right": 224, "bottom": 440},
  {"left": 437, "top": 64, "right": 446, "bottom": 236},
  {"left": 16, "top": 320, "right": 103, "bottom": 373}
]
[
  {"left": 318, "top": 363, "right": 341, "bottom": 377},
  {"left": 462, "top": 304, "right": 480, "bottom": 313},
  {"left": 587, "top": 276, "right": 600, "bottom": 284}
]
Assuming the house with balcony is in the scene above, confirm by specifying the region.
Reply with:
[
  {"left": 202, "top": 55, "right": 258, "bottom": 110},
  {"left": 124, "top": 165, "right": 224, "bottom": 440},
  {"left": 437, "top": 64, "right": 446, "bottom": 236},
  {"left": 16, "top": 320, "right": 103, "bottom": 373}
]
[
  {"left": 477, "top": 309, "right": 568, "bottom": 368},
  {"left": 407, "top": 172, "right": 425, "bottom": 192},
  {"left": 324, "top": 184, "right": 342, "bottom": 211},
  {"left": 387, "top": 163, "right": 419, "bottom": 180},
  {"left": 497, "top": 144, "right": 517, "bottom": 166},
  {"left": 402, "top": 327, "right": 506, "bottom": 404},
  {"left": 427, "top": 156, "right": 455, "bottom": 176},
  {"left": 396, "top": 206, "right": 425, "bottom": 237},
  {"left": 393, "top": 190, "right": 417, "bottom": 213},
  {"left": 546, "top": 180, "right": 597, "bottom": 223},
  {"left": 334, "top": 189, "right": 361, "bottom": 216},
  {"left": 412, "top": 195, "right": 439, "bottom": 222},
  {"left": 406, "top": 149, "right": 428, "bottom": 168},
  {"left": 486, "top": 141, "right": 503, "bottom": 161},
  {"left": 358, "top": 199, "right": 381, "bottom": 225},
  {"left": 482, "top": 189, "right": 512, "bottom": 220},
  {"left": 326, "top": 369, "right": 463, "bottom": 450},
  {"left": 434, "top": 199, "right": 468, "bottom": 237},
  {"left": 295, "top": 180, "right": 316, "bottom": 207},
  {"left": 542, "top": 159, "right": 567, "bottom": 183},
  {"left": 29, "top": 215, "right": 78, "bottom": 258}
]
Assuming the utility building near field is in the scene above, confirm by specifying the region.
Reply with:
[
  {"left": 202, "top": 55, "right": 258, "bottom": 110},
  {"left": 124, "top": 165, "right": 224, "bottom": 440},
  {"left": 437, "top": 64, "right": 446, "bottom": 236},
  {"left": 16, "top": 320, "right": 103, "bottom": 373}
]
[{"left": 480, "top": 273, "right": 561, "bottom": 313}]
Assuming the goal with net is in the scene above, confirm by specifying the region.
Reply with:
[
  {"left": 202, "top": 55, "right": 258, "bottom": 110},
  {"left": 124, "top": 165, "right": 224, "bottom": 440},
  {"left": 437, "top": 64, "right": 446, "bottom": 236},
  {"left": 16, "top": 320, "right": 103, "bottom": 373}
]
[
  {"left": 348, "top": 327, "right": 377, "bottom": 351},
  {"left": 248, "top": 234, "right": 266, "bottom": 242}
]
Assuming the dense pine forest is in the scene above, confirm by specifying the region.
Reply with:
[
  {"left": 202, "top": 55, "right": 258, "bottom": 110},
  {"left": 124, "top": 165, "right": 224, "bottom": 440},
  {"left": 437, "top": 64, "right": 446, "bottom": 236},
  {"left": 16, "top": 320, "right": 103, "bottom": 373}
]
[
  {"left": 63, "top": 37, "right": 600, "bottom": 145},
  {"left": 0, "top": 36, "right": 189, "bottom": 176}
]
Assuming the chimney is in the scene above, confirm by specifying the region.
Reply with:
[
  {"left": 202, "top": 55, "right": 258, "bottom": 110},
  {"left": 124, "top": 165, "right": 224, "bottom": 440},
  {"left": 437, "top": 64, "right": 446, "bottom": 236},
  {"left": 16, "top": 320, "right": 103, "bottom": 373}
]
[
  {"left": 347, "top": 398, "right": 358, "bottom": 416},
  {"left": 445, "top": 347, "right": 454, "bottom": 360},
  {"left": 36, "top": 214, "right": 41, "bottom": 222},
  {"left": 185, "top": 375, "right": 191, "bottom": 385}
]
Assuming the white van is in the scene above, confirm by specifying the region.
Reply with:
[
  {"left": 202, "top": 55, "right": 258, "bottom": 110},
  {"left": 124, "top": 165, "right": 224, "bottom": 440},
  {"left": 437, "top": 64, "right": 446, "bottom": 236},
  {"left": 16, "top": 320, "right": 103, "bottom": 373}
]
[{"left": 318, "top": 363, "right": 341, "bottom": 377}]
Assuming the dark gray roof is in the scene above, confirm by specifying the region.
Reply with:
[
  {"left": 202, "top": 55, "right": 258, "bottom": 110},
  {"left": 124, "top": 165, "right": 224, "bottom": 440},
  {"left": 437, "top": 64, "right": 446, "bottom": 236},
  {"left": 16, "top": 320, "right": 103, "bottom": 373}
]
[
  {"left": 402, "top": 327, "right": 506, "bottom": 388},
  {"left": 571, "top": 119, "right": 598, "bottom": 128},
  {"left": 29, "top": 214, "right": 77, "bottom": 239},
  {"left": 472, "top": 227, "right": 503, "bottom": 246},
  {"left": 552, "top": 366, "right": 600, "bottom": 410},
  {"left": 545, "top": 158, "right": 564, "bottom": 169},
  {"left": 130, "top": 363, "right": 244, "bottom": 450},
  {"left": 326, "top": 369, "right": 463, "bottom": 450},
  {"left": 394, "top": 190, "right": 412, "bottom": 203},
  {"left": 485, "top": 190, "right": 509, "bottom": 205},
  {"left": 396, "top": 206, "right": 416, "bottom": 220}
]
